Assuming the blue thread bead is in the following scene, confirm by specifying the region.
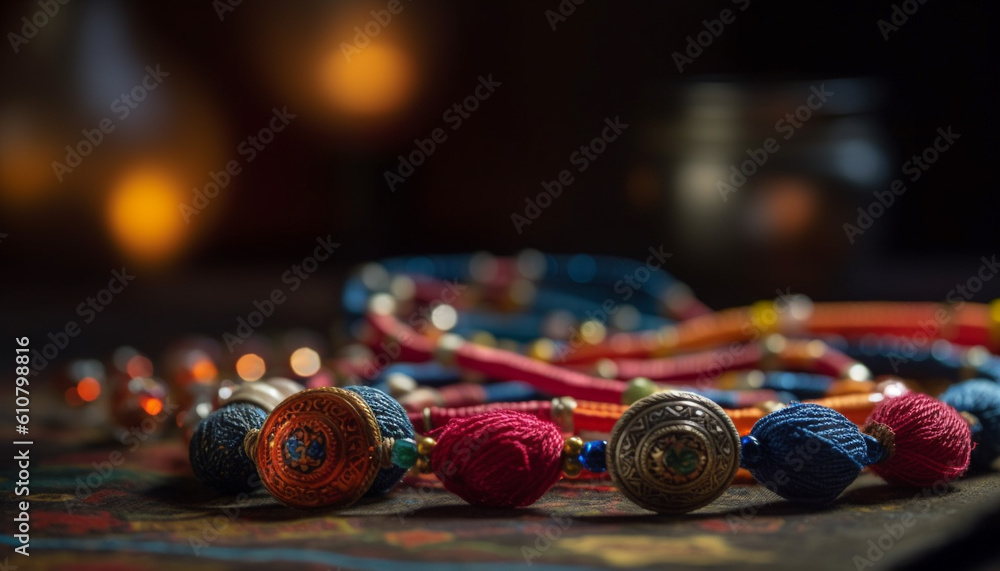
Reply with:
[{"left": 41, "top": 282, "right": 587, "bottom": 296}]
[
  {"left": 940, "top": 379, "right": 1000, "bottom": 469},
  {"left": 739, "top": 403, "right": 886, "bottom": 505},
  {"left": 189, "top": 402, "right": 268, "bottom": 493},
  {"left": 343, "top": 385, "right": 415, "bottom": 496},
  {"left": 578, "top": 440, "right": 608, "bottom": 473}
]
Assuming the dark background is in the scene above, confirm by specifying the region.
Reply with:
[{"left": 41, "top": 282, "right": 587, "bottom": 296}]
[{"left": 1, "top": 0, "right": 998, "bottom": 365}]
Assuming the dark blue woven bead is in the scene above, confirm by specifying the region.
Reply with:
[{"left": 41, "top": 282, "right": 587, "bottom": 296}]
[
  {"left": 343, "top": 385, "right": 415, "bottom": 496},
  {"left": 940, "top": 379, "right": 1000, "bottom": 469},
  {"left": 739, "top": 403, "right": 885, "bottom": 505},
  {"left": 189, "top": 402, "right": 268, "bottom": 493}
]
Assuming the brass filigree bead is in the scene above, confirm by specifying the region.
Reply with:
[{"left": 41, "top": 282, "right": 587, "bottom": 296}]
[
  {"left": 417, "top": 436, "right": 437, "bottom": 456},
  {"left": 607, "top": 391, "right": 740, "bottom": 514},
  {"left": 563, "top": 436, "right": 584, "bottom": 457}
]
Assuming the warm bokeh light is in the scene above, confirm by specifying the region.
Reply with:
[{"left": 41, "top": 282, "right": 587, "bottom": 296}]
[
  {"left": 320, "top": 42, "right": 416, "bottom": 116},
  {"left": 190, "top": 357, "right": 218, "bottom": 383},
  {"left": 106, "top": 166, "right": 187, "bottom": 264},
  {"left": 289, "top": 347, "right": 321, "bottom": 377},
  {"left": 236, "top": 353, "right": 266, "bottom": 382},
  {"left": 77, "top": 377, "right": 102, "bottom": 402},
  {"left": 140, "top": 395, "right": 164, "bottom": 416},
  {"left": 126, "top": 355, "right": 154, "bottom": 379}
]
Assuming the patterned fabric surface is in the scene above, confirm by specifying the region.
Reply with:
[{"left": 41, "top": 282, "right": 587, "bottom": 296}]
[{"left": 2, "top": 436, "right": 1000, "bottom": 571}]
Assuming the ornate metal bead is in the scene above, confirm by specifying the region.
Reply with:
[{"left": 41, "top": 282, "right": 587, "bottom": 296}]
[
  {"left": 250, "top": 387, "right": 382, "bottom": 509},
  {"left": 607, "top": 391, "right": 740, "bottom": 514}
]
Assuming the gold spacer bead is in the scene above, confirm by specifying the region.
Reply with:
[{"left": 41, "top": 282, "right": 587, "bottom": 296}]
[
  {"left": 562, "top": 456, "right": 584, "bottom": 479},
  {"left": 563, "top": 436, "right": 584, "bottom": 457},
  {"left": 416, "top": 436, "right": 437, "bottom": 456},
  {"left": 414, "top": 457, "right": 432, "bottom": 474}
]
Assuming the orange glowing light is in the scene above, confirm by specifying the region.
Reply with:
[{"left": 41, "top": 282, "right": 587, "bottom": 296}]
[
  {"left": 321, "top": 42, "right": 415, "bottom": 116},
  {"left": 290, "top": 347, "right": 321, "bottom": 377},
  {"left": 140, "top": 396, "right": 164, "bottom": 416},
  {"left": 126, "top": 355, "right": 154, "bottom": 379},
  {"left": 236, "top": 353, "right": 266, "bottom": 382},
  {"left": 191, "top": 358, "right": 218, "bottom": 383},
  {"left": 77, "top": 377, "right": 102, "bottom": 402},
  {"left": 107, "top": 167, "right": 187, "bottom": 264}
]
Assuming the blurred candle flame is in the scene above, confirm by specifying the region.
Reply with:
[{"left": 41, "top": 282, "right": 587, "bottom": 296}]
[
  {"left": 106, "top": 166, "right": 187, "bottom": 265},
  {"left": 320, "top": 42, "right": 415, "bottom": 117}
]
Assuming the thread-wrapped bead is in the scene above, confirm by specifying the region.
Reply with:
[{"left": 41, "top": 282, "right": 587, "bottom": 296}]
[
  {"left": 866, "top": 392, "right": 971, "bottom": 486},
  {"left": 740, "top": 403, "right": 885, "bottom": 505},
  {"left": 430, "top": 410, "right": 563, "bottom": 507},
  {"left": 189, "top": 402, "right": 268, "bottom": 493},
  {"left": 343, "top": 385, "right": 415, "bottom": 496},
  {"left": 940, "top": 380, "right": 1000, "bottom": 469}
]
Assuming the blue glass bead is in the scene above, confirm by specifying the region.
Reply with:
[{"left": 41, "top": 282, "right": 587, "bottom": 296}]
[
  {"left": 578, "top": 440, "right": 608, "bottom": 473},
  {"left": 391, "top": 438, "right": 419, "bottom": 469},
  {"left": 740, "top": 435, "right": 761, "bottom": 464}
]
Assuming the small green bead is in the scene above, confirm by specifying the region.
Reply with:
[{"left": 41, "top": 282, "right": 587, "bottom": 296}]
[
  {"left": 391, "top": 438, "right": 419, "bottom": 469},
  {"left": 622, "top": 377, "right": 657, "bottom": 406}
]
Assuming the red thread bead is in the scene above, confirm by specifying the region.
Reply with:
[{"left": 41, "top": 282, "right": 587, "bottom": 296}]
[
  {"left": 429, "top": 410, "right": 563, "bottom": 508},
  {"left": 866, "top": 393, "right": 971, "bottom": 487}
]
